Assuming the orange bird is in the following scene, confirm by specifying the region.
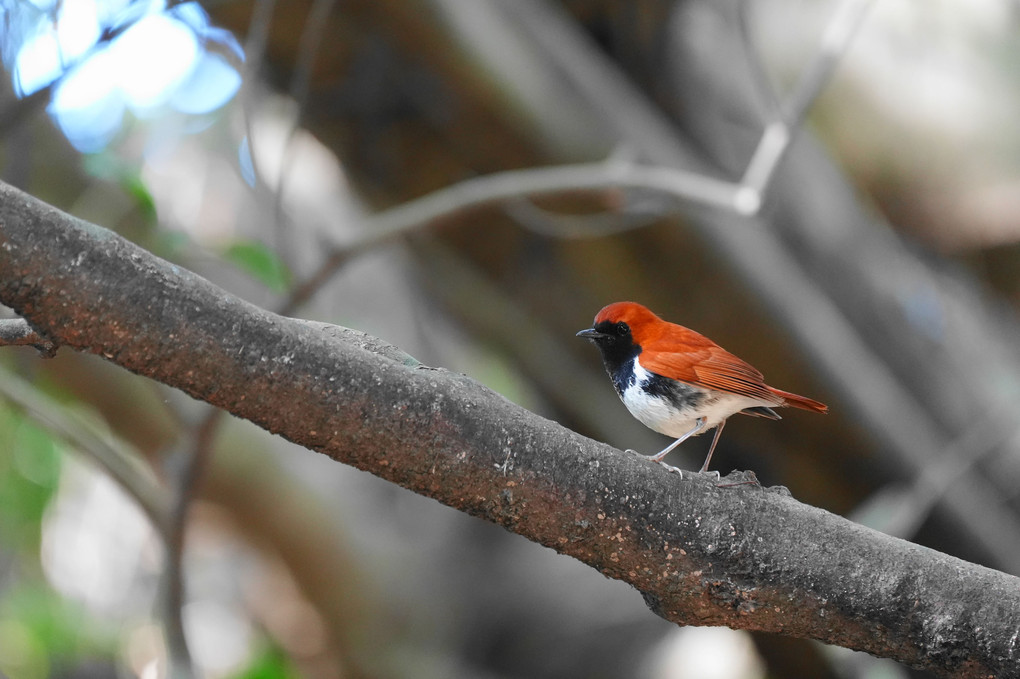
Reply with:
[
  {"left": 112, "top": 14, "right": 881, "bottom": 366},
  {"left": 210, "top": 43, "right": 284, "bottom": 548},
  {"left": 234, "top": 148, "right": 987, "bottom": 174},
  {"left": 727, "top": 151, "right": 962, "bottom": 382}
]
[{"left": 577, "top": 301, "right": 827, "bottom": 475}]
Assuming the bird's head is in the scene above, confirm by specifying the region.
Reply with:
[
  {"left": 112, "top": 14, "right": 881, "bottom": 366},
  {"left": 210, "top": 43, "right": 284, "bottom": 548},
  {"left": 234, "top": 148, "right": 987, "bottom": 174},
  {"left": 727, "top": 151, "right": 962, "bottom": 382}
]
[{"left": 576, "top": 301, "right": 661, "bottom": 351}]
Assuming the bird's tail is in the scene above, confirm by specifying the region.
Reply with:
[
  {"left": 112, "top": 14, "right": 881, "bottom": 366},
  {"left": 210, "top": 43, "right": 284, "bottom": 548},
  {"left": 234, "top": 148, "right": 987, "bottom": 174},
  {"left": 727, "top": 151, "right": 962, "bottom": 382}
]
[{"left": 769, "top": 387, "right": 828, "bottom": 414}]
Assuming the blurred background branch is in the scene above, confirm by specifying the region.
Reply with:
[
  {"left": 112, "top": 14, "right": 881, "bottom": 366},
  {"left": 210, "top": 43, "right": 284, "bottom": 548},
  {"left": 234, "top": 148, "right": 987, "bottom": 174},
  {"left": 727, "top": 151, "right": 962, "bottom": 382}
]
[{"left": 0, "top": 362, "right": 171, "bottom": 536}]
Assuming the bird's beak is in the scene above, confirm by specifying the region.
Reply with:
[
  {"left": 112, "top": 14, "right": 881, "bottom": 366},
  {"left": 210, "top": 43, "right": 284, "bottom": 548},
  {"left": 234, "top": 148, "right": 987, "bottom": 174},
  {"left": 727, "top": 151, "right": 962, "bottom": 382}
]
[{"left": 576, "top": 328, "right": 604, "bottom": 340}]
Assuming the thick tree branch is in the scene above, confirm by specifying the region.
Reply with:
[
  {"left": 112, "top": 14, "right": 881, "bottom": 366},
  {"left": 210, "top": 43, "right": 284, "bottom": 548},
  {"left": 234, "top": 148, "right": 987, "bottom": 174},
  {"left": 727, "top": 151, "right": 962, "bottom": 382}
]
[{"left": 0, "top": 181, "right": 1017, "bottom": 677}]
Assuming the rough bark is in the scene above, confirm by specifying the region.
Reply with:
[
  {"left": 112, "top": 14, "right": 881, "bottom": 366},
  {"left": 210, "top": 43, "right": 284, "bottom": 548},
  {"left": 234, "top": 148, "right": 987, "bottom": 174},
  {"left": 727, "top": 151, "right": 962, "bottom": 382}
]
[{"left": 0, "top": 181, "right": 1017, "bottom": 678}]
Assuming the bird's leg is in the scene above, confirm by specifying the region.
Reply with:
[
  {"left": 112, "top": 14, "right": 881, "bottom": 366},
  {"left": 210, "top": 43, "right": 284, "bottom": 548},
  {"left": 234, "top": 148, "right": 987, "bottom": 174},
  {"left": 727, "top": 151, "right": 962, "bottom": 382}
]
[
  {"left": 649, "top": 417, "right": 705, "bottom": 462},
  {"left": 637, "top": 417, "right": 706, "bottom": 476},
  {"left": 699, "top": 419, "right": 726, "bottom": 474},
  {"left": 626, "top": 448, "right": 685, "bottom": 475}
]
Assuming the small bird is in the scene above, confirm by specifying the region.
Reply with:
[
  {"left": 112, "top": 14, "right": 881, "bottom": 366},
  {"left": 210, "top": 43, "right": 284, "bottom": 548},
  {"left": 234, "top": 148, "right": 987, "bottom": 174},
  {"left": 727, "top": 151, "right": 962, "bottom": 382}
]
[{"left": 577, "top": 301, "right": 827, "bottom": 475}]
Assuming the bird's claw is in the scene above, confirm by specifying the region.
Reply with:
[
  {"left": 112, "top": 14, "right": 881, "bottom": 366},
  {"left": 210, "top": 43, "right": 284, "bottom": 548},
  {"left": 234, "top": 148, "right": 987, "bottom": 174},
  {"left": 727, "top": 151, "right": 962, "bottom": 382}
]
[
  {"left": 657, "top": 461, "right": 684, "bottom": 477},
  {"left": 715, "top": 470, "right": 761, "bottom": 488},
  {"left": 627, "top": 449, "right": 684, "bottom": 477}
]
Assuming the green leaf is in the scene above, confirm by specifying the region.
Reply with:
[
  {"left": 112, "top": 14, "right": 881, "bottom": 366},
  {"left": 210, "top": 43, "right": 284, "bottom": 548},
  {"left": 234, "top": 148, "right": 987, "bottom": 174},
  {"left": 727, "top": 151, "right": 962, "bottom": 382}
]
[
  {"left": 122, "top": 174, "right": 158, "bottom": 224},
  {"left": 222, "top": 240, "right": 292, "bottom": 293},
  {"left": 82, "top": 154, "right": 158, "bottom": 225},
  {"left": 230, "top": 646, "right": 300, "bottom": 679}
]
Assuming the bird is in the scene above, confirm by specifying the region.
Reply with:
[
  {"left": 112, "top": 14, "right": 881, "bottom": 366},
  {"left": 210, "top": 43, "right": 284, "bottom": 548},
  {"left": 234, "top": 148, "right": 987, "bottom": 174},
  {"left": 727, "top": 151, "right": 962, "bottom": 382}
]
[{"left": 576, "top": 301, "right": 827, "bottom": 476}]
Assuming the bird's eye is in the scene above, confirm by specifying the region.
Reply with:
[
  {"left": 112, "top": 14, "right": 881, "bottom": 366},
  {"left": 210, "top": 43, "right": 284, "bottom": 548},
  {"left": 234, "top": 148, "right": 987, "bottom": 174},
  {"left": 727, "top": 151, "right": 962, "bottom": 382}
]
[{"left": 615, "top": 321, "right": 629, "bottom": 335}]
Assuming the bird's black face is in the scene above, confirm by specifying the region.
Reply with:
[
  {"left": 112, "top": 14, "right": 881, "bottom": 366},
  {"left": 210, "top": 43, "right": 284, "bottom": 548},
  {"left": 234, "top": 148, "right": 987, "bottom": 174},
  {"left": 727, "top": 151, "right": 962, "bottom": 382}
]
[
  {"left": 576, "top": 320, "right": 640, "bottom": 375},
  {"left": 576, "top": 319, "right": 631, "bottom": 344}
]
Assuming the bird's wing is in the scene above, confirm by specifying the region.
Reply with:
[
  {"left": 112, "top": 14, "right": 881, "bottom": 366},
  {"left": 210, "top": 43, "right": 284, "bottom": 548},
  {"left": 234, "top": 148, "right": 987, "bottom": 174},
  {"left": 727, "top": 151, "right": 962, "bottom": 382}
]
[{"left": 639, "top": 332, "right": 779, "bottom": 403}]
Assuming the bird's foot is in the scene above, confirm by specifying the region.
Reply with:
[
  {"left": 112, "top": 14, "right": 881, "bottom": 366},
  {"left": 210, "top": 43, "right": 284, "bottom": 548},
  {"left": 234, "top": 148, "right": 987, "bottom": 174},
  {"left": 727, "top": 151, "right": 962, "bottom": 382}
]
[
  {"left": 715, "top": 470, "right": 761, "bottom": 488},
  {"left": 627, "top": 449, "right": 683, "bottom": 477},
  {"left": 655, "top": 460, "right": 684, "bottom": 477}
]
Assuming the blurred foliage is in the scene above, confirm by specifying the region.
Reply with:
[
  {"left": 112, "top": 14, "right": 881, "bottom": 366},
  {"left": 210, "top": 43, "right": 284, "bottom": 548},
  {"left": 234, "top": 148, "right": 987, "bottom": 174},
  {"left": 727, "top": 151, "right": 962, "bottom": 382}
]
[
  {"left": 0, "top": 584, "right": 113, "bottom": 679},
  {"left": 0, "top": 407, "right": 61, "bottom": 550},
  {"left": 230, "top": 646, "right": 301, "bottom": 679},
  {"left": 0, "top": 405, "right": 62, "bottom": 679},
  {"left": 222, "top": 240, "right": 293, "bottom": 294},
  {"left": 83, "top": 153, "right": 160, "bottom": 227},
  {"left": 0, "top": 404, "right": 116, "bottom": 678}
]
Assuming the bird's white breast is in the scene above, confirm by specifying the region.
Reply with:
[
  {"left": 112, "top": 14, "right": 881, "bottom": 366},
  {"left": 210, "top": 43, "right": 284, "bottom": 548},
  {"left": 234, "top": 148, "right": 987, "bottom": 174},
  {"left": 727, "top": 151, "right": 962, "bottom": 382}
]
[{"left": 620, "top": 361, "right": 768, "bottom": 437}]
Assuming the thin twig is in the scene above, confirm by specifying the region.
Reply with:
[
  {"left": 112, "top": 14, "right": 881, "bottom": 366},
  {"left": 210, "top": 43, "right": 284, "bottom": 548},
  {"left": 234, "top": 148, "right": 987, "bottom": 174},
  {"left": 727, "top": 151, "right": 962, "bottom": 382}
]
[
  {"left": 735, "top": 0, "right": 782, "bottom": 121},
  {"left": 278, "top": 247, "right": 349, "bottom": 316},
  {"left": 739, "top": 0, "right": 875, "bottom": 199},
  {"left": 865, "top": 408, "right": 1020, "bottom": 540},
  {"left": 0, "top": 318, "right": 58, "bottom": 356},
  {"left": 162, "top": 408, "right": 225, "bottom": 679},
  {"left": 272, "top": 0, "right": 340, "bottom": 265},
  {"left": 502, "top": 195, "right": 670, "bottom": 239},
  {"left": 237, "top": 0, "right": 280, "bottom": 192},
  {"left": 0, "top": 363, "right": 171, "bottom": 535},
  {"left": 785, "top": 0, "right": 875, "bottom": 130},
  {"left": 280, "top": 158, "right": 744, "bottom": 314},
  {"left": 352, "top": 159, "right": 742, "bottom": 243}
]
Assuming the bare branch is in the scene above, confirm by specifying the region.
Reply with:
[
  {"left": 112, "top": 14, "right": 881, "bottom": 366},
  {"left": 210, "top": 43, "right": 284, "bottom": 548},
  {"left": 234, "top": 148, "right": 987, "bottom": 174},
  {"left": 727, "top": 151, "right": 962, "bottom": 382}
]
[
  {"left": 345, "top": 159, "right": 743, "bottom": 247},
  {"left": 236, "top": 0, "right": 281, "bottom": 194},
  {"left": 501, "top": 195, "right": 669, "bottom": 239},
  {"left": 735, "top": 0, "right": 781, "bottom": 121},
  {"left": 784, "top": 0, "right": 875, "bottom": 130},
  {"left": 866, "top": 408, "right": 1020, "bottom": 540},
  {"left": 738, "top": 0, "right": 875, "bottom": 199},
  {"left": 270, "top": 0, "right": 339, "bottom": 262},
  {"left": 1, "top": 181, "right": 1018, "bottom": 678},
  {"left": 283, "top": 157, "right": 745, "bottom": 313},
  {"left": 0, "top": 317, "right": 57, "bottom": 356},
  {"left": 0, "top": 362, "right": 171, "bottom": 535},
  {"left": 161, "top": 408, "right": 224, "bottom": 679}
]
